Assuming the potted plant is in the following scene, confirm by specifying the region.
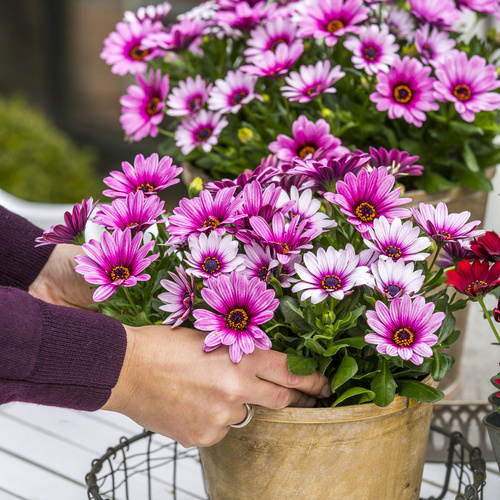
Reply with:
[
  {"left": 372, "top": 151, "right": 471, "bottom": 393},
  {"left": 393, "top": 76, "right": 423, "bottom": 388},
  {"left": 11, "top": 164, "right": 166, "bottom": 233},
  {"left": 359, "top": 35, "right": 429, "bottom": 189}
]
[{"left": 35, "top": 144, "right": 496, "bottom": 497}]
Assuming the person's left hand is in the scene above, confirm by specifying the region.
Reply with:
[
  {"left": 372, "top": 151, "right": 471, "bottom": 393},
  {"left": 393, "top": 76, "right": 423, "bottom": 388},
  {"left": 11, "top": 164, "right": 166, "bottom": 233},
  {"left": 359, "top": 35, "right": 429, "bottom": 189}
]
[{"left": 29, "top": 244, "right": 96, "bottom": 310}]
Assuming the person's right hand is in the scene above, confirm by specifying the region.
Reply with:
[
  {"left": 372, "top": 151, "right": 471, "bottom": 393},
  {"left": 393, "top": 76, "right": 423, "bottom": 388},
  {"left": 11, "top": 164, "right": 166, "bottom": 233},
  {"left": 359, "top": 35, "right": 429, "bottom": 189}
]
[{"left": 101, "top": 325, "right": 331, "bottom": 448}]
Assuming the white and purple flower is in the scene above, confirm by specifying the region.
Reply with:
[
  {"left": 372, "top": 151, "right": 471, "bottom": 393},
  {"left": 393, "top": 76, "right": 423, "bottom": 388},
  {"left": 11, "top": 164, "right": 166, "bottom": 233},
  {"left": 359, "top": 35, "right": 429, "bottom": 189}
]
[
  {"left": 409, "top": 0, "right": 463, "bottom": 31},
  {"left": 414, "top": 24, "right": 456, "bottom": 67},
  {"left": 166, "top": 75, "right": 212, "bottom": 117},
  {"left": 371, "top": 258, "right": 425, "bottom": 300},
  {"left": 241, "top": 241, "right": 280, "bottom": 283},
  {"left": 123, "top": 2, "right": 172, "bottom": 24}
]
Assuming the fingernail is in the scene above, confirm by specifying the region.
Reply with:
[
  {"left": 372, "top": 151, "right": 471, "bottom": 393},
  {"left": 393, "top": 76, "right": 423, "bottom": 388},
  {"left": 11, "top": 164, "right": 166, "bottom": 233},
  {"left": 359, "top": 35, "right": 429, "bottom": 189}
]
[
  {"left": 306, "top": 397, "right": 316, "bottom": 408},
  {"left": 320, "top": 383, "right": 332, "bottom": 398}
]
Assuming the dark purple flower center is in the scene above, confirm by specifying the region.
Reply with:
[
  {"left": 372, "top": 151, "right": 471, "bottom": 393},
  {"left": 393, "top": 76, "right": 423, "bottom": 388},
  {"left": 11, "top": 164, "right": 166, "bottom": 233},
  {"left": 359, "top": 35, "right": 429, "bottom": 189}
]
[
  {"left": 203, "top": 217, "right": 220, "bottom": 230},
  {"left": 147, "top": 97, "right": 161, "bottom": 116},
  {"left": 111, "top": 266, "right": 130, "bottom": 282},
  {"left": 385, "top": 245, "right": 402, "bottom": 260},
  {"left": 299, "top": 145, "right": 316, "bottom": 159},
  {"left": 270, "top": 38, "right": 287, "bottom": 52},
  {"left": 227, "top": 308, "right": 249, "bottom": 331},
  {"left": 321, "top": 274, "right": 342, "bottom": 291},
  {"left": 182, "top": 290, "right": 191, "bottom": 300},
  {"left": 385, "top": 283, "right": 402, "bottom": 297},
  {"left": 130, "top": 45, "right": 151, "bottom": 61},
  {"left": 393, "top": 84, "right": 413, "bottom": 104},
  {"left": 202, "top": 257, "right": 221, "bottom": 274},
  {"left": 196, "top": 127, "right": 213, "bottom": 142},
  {"left": 422, "top": 44, "right": 434, "bottom": 60},
  {"left": 436, "top": 230, "right": 451, "bottom": 240},
  {"left": 363, "top": 45, "right": 378, "bottom": 62},
  {"left": 467, "top": 280, "right": 488, "bottom": 294},
  {"left": 326, "top": 19, "right": 344, "bottom": 33},
  {"left": 393, "top": 327, "right": 414, "bottom": 347},
  {"left": 355, "top": 202, "right": 376, "bottom": 222},
  {"left": 453, "top": 84, "right": 472, "bottom": 102},
  {"left": 136, "top": 183, "right": 155, "bottom": 193},
  {"left": 231, "top": 91, "right": 248, "bottom": 105},
  {"left": 306, "top": 85, "right": 321, "bottom": 96},
  {"left": 257, "top": 266, "right": 269, "bottom": 280},
  {"left": 188, "top": 96, "right": 203, "bottom": 111}
]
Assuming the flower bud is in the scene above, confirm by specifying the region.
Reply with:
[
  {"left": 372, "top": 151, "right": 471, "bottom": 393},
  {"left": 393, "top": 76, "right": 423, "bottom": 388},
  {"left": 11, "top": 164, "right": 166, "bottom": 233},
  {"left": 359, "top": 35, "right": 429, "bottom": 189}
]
[
  {"left": 188, "top": 177, "right": 204, "bottom": 199},
  {"left": 322, "top": 310, "right": 335, "bottom": 325},
  {"left": 238, "top": 127, "right": 254, "bottom": 144},
  {"left": 321, "top": 108, "right": 333, "bottom": 118}
]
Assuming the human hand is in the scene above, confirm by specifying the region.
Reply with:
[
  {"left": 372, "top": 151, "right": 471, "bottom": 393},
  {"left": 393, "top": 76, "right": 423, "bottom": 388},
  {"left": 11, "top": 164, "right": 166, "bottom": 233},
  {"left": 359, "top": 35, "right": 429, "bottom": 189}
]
[
  {"left": 29, "top": 244, "right": 95, "bottom": 310},
  {"left": 101, "top": 325, "right": 331, "bottom": 448}
]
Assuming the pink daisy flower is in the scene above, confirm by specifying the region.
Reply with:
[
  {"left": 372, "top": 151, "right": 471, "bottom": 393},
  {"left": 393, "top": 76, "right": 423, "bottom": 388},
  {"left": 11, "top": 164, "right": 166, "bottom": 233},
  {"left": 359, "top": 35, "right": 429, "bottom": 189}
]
[
  {"left": 241, "top": 41, "right": 304, "bottom": 78},
  {"left": 94, "top": 191, "right": 165, "bottom": 235},
  {"left": 123, "top": 2, "right": 172, "bottom": 23},
  {"left": 193, "top": 273, "right": 279, "bottom": 363},
  {"left": 410, "top": 202, "right": 484, "bottom": 243},
  {"left": 280, "top": 60, "right": 345, "bottom": 103},
  {"left": 158, "top": 265, "right": 195, "bottom": 328},
  {"left": 166, "top": 75, "right": 212, "bottom": 117},
  {"left": 102, "top": 153, "right": 182, "bottom": 199},
  {"left": 344, "top": 25, "right": 399, "bottom": 75},
  {"left": 436, "top": 240, "right": 475, "bottom": 268},
  {"left": 297, "top": 0, "right": 370, "bottom": 47},
  {"left": 143, "top": 17, "right": 207, "bottom": 51},
  {"left": 214, "top": 1, "right": 276, "bottom": 32},
  {"left": 458, "top": 0, "right": 500, "bottom": 19},
  {"left": 100, "top": 19, "right": 164, "bottom": 76},
  {"left": 365, "top": 295, "right": 445, "bottom": 366},
  {"left": 74, "top": 229, "right": 159, "bottom": 302},
  {"left": 433, "top": 52, "right": 500, "bottom": 123},
  {"left": 362, "top": 146, "right": 424, "bottom": 178},
  {"left": 241, "top": 241, "right": 280, "bottom": 282},
  {"left": 364, "top": 217, "right": 432, "bottom": 262},
  {"left": 184, "top": 232, "right": 245, "bottom": 279},
  {"left": 174, "top": 110, "right": 228, "bottom": 155},
  {"left": 370, "top": 56, "right": 439, "bottom": 128},
  {"left": 119, "top": 69, "right": 169, "bottom": 142},
  {"left": 244, "top": 17, "right": 300, "bottom": 59},
  {"left": 408, "top": 0, "right": 463, "bottom": 30},
  {"left": 414, "top": 24, "right": 456, "bottom": 67},
  {"left": 269, "top": 115, "right": 348, "bottom": 163},
  {"left": 384, "top": 8, "right": 415, "bottom": 41},
  {"left": 324, "top": 168, "right": 412, "bottom": 238},
  {"left": 208, "top": 70, "right": 262, "bottom": 114}
]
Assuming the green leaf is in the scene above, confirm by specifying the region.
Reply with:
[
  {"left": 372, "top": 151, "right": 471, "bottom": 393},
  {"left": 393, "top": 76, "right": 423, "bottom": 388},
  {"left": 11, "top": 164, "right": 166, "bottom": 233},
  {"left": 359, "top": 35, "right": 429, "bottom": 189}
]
[
  {"left": 280, "top": 296, "right": 312, "bottom": 333},
  {"left": 463, "top": 141, "right": 480, "bottom": 173},
  {"left": 454, "top": 168, "right": 493, "bottom": 191},
  {"left": 396, "top": 379, "right": 444, "bottom": 403},
  {"left": 371, "top": 359, "right": 397, "bottom": 407},
  {"left": 331, "top": 355, "right": 359, "bottom": 391},
  {"left": 318, "top": 355, "right": 332, "bottom": 375},
  {"left": 450, "top": 121, "right": 484, "bottom": 136},
  {"left": 332, "top": 387, "right": 376, "bottom": 407},
  {"left": 134, "top": 311, "right": 153, "bottom": 326},
  {"left": 287, "top": 353, "right": 318, "bottom": 376},
  {"left": 437, "top": 308, "right": 456, "bottom": 343},
  {"left": 305, "top": 338, "right": 325, "bottom": 355},
  {"left": 332, "top": 336, "right": 367, "bottom": 349}
]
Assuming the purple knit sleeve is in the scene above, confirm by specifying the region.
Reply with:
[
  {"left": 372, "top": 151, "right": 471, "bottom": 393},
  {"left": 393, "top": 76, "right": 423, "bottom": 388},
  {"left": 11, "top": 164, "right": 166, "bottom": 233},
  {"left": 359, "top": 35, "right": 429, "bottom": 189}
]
[
  {"left": 0, "top": 206, "right": 54, "bottom": 290},
  {"left": 0, "top": 287, "right": 127, "bottom": 411}
]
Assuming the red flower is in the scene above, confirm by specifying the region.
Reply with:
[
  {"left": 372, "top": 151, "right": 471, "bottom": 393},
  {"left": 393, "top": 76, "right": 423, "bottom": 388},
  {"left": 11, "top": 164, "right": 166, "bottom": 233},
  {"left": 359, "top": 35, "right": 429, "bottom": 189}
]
[
  {"left": 495, "top": 297, "right": 500, "bottom": 323},
  {"left": 445, "top": 259, "right": 500, "bottom": 297},
  {"left": 471, "top": 231, "right": 500, "bottom": 262}
]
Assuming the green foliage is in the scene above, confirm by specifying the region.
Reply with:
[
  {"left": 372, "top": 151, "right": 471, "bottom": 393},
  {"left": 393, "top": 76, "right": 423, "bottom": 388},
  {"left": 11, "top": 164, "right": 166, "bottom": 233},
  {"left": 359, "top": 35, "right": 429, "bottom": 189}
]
[{"left": 0, "top": 95, "right": 102, "bottom": 203}]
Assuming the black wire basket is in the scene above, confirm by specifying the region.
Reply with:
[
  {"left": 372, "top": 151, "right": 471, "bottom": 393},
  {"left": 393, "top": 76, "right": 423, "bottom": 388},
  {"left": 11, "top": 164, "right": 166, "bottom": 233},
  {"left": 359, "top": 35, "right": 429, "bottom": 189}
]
[{"left": 86, "top": 424, "right": 486, "bottom": 500}]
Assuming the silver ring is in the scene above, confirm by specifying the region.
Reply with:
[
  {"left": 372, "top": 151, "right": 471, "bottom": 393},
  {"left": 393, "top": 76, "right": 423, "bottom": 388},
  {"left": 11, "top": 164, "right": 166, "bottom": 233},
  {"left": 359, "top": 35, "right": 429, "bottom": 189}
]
[{"left": 231, "top": 403, "right": 253, "bottom": 429}]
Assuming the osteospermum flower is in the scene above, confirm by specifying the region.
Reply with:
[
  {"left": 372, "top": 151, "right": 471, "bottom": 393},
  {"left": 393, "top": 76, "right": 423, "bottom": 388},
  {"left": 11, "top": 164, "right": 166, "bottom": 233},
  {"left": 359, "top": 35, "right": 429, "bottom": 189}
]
[
  {"left": 214, "top": 1, "right": 276, "bottom": 31},
  {"left": 74, "top": 229, "right": 159, "bottom": 302},
  {"left": 100, "top": 19, "right": 164, "bottom": 75},
  {"left": 410, "top": 202, "right": 484, "bottom": 243},
  {"left": 94, "top": 191, "right": 165, "bottom": 234},
  {"left": 166, "top": 187, "right": 245, "bottom": 244},
  {"left": 414, "top": 24, "right": 456, "bottom": 67},
  {"left": 193, "top": 273, "right": 279, "bottom": 363},
  {"left": 292, "top": 244, "right": 372, "bottom": 303},
  {"left": 158, "top": 265, "right": 195, "bottom": 327},
  {"left": 370, "top": 56, "right": 439, "bottom": 128},
  {"left": 436, "top": 240, "right": 475, "bottom": 268},
  {"left": 344, "top": 25, "right": 399, "bottom": 75},
  {"left": 446, "top": 259, "right": 500, "bottom": 297},
  {"left": 365, "top": 295, "right": 444, "bottom": 365},
  {"left": 166, "top": 75, "right": 212, "bottom": 117},
  {"left": 324, "top": 168, "right": 412, "bottom": 238},
  {"left": 143, "top": 17, "right": 207, "bottom": 51},
  {"left": 280, "top": 60, "right": 345, "bottom": 103},
  {"left": 119, "top": 69, "right": 169, "bottom": 142},
  {"left": 362, "top": 146, "right": 423, "bottom": 178},
  {"left": 297, "top": 0, "right": 370, "bottom": 47},
  {"left": 371, "top": 258, "right": 425, "bottom": 300},
  {"left": 269, "top": 115, "right": 348, "bottom": 163},
  {"left": 458, "top": 0, "right": 500, "bottom": 19},
  {"left": 409, "top": 0, "right": 463, "bottom": 30},
  {"left": 208, "top": 70, "right": 262, "bottom": 114},
  {"left": 123, "top": 2, "right": 172, "bottom": 23},
  {"left": 174, "top": 110, "right": 228, "bottom": 155},
  {"left": 433, "top": 52, "right": 500, "bottom": 123},
  {"left": 184, "top": 232, "right": 245, "bottom": 279},
  {"left": 471, "top": 231, "right": 500, "bottom": 262},
  {"left": 35, "top": 198, "right": 98, "bottom": 246},
  {"left": 241, "top": 241, "right": 279, "bottom": 282},
  {"left": 364, "top": 217, "right": 432, "bottom": 262},
  {"left": 384, "top": 7, "right": 414, "bottom": 41},
  {"left": 102, "top": 153, "right": 182, "bottom": 198}
]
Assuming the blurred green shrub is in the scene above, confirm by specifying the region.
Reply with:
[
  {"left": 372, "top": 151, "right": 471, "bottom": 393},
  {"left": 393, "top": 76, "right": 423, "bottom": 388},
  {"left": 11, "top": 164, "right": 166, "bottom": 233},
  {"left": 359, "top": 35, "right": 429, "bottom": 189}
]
[{"left": 0, "top": 95, "right": 102, "bottom": 203}]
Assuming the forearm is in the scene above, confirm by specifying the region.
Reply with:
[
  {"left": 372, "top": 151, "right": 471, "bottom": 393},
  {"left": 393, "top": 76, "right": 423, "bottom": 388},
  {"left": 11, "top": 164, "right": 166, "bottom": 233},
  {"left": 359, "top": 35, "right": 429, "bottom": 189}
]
[{"left": 0, "top": 287, "right": 127, "bottom": 410}]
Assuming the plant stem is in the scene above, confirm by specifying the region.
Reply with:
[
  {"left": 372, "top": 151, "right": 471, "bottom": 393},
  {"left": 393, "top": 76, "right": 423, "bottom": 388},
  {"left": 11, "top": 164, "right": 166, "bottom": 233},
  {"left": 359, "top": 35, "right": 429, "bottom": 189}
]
[
  {"left": 123, "top": 287, "right": 140, "bottom": 316},
  {"left": 158, "top": 128, "right": 174, "bottom": 138},
  {"left": 478, "top": 295, "right": 500, "bottom": 345}
]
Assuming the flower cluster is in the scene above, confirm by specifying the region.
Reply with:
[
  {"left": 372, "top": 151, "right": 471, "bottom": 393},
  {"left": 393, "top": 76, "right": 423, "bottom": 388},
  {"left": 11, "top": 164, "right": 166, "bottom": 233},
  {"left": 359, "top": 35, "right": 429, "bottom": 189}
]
[
  {"left": 101, "top": 0, "right": 500, "bottom": 194},
  {"left": 37, "top": 148, "right": 500, "bottom": 408}
]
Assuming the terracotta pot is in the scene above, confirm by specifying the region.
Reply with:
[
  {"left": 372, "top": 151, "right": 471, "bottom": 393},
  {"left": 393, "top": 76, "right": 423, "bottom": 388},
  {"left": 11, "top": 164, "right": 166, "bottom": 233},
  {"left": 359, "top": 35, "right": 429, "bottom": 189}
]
[{"left": 200, "top": 378, "right": 438, "bottom": 500}]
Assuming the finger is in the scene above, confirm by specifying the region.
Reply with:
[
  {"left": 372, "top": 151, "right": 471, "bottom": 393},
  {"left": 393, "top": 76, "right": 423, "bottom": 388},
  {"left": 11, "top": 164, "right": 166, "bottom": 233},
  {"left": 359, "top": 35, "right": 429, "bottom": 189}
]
[
  {"left": 249, "top": 350, "right": 331, "bottom": 399},
  {"left": 246, "top": 379, "right": 318, "bottom": 410}
]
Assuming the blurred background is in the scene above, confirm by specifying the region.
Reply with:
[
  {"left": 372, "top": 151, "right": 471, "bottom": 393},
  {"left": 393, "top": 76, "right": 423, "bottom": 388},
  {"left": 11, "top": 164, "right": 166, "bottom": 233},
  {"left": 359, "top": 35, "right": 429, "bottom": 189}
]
[{"left": 0, "top": 0, "right": 199, "bottom": 210}]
